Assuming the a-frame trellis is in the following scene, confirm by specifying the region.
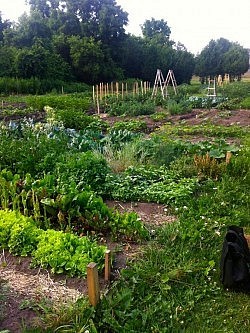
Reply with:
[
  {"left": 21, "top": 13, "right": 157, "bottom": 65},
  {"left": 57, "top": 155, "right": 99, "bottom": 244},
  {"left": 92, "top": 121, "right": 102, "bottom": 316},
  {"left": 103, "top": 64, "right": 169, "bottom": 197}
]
[
  {"left": 152, "top": 69, "right": 177, "bottom": 99},
  {"left": 151, "top": 69, "right": 165, "bottom": 98}
]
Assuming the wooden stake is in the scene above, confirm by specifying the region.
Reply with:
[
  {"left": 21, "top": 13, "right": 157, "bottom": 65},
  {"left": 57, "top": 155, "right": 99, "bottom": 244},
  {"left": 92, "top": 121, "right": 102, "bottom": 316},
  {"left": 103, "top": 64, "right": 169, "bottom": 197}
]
[
  {"left": 92, "top": 85, "right": 95, "bottom": 104},
  {"left": 104, "top": 84, "right": 107, "bottom": 103},
  {"left": 87, "top": 262, "right": 100, "bottom": 306},
  {"left": 111, "top": 82, "right": 114, "bottom": 95},
  {"left": 96, "top": 85, "right": 100, "bottom": 114},
  {"left": 121, "top": 83, "right": 124, "bottom": 99},
  {"left": 116, "top": 82, "right": 119, "bottom": 99},
  {"left": 104, "top": 250, "right": 111, "bottom": 282}
]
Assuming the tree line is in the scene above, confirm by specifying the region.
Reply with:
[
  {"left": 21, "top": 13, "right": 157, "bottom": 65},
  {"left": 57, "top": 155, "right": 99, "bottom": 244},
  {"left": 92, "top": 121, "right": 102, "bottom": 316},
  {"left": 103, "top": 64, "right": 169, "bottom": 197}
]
[{"left": 0, "top": 0, "right": 248, "bottom": 87}]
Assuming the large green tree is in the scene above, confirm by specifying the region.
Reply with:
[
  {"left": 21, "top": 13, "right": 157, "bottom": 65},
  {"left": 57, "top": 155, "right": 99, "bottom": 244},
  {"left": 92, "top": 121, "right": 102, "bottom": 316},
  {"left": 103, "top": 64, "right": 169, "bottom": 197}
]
[
  {"left": 222, "top": 44, "right": 249, "bottom": 79},
  {"left": 141, "top": 18, "right": 172, "bottom": 46},
  {"left": 0, "top": 13, "right": 11, "bottom": 42},
  {"left": 194, "top": 38, "right": 248, "bottom": 80}
]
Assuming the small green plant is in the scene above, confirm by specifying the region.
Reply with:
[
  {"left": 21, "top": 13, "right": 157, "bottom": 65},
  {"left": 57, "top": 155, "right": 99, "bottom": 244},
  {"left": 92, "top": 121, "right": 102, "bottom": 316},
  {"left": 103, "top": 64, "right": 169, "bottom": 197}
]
[
  {"left": 0, "top": 210, "right": 107, "bottom": 277},
  {"left": 112, "top": 119, "right": 147, "bottom": 132}
]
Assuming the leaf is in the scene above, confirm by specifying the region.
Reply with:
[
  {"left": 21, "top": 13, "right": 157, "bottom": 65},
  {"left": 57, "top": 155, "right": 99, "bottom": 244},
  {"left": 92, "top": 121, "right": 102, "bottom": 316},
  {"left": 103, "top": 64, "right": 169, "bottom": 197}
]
[{"left": 209, "top": 149, "right": 225, "bottom": 159}]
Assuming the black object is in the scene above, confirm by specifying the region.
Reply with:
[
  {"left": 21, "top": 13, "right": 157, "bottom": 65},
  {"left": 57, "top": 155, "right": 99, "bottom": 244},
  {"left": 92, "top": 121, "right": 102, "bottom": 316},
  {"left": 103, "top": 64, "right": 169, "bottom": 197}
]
[{"left": 220, "top": 225, "right": 250, "bottom": 293}]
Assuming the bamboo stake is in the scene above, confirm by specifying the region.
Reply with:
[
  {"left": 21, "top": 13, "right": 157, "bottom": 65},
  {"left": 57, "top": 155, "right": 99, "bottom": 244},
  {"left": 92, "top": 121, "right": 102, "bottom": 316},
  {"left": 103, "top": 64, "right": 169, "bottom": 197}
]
[
  {"left": 87, "top": 263, "right": 100, "bottom": 306},
  {"left": 96, "top": 85, "right": 100, "bottom": 114},
  {"left": 104, "top": 84, "right": 107, "bottom": 104},
  {"left": 125, "top": 83, "right": 128, "bottom": 95},
  {"left": 92, "top": 85, "right": 95, "bottom": 104},
  {"left": 99, "top": 83, "right": 101, "bottom": 100},
  {"left": 141, "top": 81, "right": 144, "bottom": 95},
  {"left": 116, "top": 82, "right": 119, "bottom": 99},
  {"left": 121, "top": 83, "right": 124, "bottom": 99},
  {"left": 136, "top": 82, "right": 139, "bottom": 95},
  {"left": 104, "top": 250, "right": 111, "bottom": 282},
  {"left": 111, "top": 82, "right": 114, "bottom": 95},
  {"left": 96, "top": 96, "right": 100, "bottom": 115}
]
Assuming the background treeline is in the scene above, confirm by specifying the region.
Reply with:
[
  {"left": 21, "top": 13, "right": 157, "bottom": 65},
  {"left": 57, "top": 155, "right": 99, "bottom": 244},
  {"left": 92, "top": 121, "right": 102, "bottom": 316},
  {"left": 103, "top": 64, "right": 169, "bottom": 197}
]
[{"left": 0, "top": 0, "right": 249, "bottom": 93}]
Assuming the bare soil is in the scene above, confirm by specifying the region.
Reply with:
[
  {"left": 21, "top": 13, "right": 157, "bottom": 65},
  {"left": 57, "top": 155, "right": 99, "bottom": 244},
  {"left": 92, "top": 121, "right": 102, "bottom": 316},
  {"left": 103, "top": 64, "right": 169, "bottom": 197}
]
[{"left": 101, "top": 108, "right": 250, "bottom": 130}]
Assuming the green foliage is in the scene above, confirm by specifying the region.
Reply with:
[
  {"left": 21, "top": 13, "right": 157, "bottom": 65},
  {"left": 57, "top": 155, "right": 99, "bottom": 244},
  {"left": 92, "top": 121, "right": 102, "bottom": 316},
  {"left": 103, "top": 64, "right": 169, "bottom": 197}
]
[
  {"left": 0, "top": 77, "right": 90, "bottom": 95},
  {"left": 89, "top": 135, "right": 250, "bottom": 333},
  {"left": 195, "top": 38, "right": 249, "bottom": 79},
  {"left": 240, "top": 96, "right": 250, "bottom": 109},
  {"left": 0, "top": 209, "right": 107, "bottom": 277},
  {"left": 52, "top": 109, "right": 97, "bottom": 130},
  {"left": 217, "top": 81, "right": 250, "bottom": 99},
  {"left": 104, "top": 129, "right": 142, "bottom": 148},
  {"left": 55, "top": 151, "right": 109, "bottom": 193},
  {"left": 0, "top": 209, "right": 40, "bottom": 255},
  {"left": 105, "top": 165, "right": 197, "bottom": 204},
  {"left": 106, "top": 100, "right": 155, "bottom": 116},
  {"left": 112, "top": 119, "right": 147, "bottom": 132},
  {"left": 32, "top": 229, "right": 106, "bottom": 276},
  {"left": 216, "top": 98, "right": 241, "bottom": 110},
  {"left": 136, "top": 137, "right": 187, "bottom": 167},
  {"left": 166, "top": 99, "right": 192, "bottom": 115},
  {"left": 26, "top": 94, "right": 91, "bottom": 111},
  {"left": 0, "top": 120, "right": 69, "bottom": 176},
  {"left": 156, "top": 123, "right": 248, "bottom": 139},
  {"left": 141, "top": 18, "right": 171, "bottom": 45}
]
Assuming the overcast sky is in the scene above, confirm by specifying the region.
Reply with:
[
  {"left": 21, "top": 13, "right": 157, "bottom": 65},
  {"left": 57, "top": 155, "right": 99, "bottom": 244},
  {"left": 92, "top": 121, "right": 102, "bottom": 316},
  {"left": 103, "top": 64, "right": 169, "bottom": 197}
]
[{"left": 1, "top": 0, "right": 249, "bottom": 54}]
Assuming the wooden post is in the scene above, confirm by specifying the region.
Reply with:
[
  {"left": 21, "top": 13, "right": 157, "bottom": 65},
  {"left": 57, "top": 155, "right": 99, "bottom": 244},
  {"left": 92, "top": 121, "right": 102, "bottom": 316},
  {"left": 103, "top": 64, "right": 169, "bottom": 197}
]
[
  {"left": 96, "top": 85, "right": 100, "bottom": 114},
  {"left": 121, "top": 83, "right": 124, "bottom": 99},
  {"left": 116, "top": 82, "right": 119, "bottom": 99},
  {"left": 92, "top": 85, "right": 95, "bottom": 104},
  {"left": 104, "top": 84, "right": 107, "bottom": 103},
  {"left": 105, "top": 250, "right": 111, "bottom": 282},
  {"left": 87, "top": 262, "right": 100, "bottom": 306},
  {"left": 111, "top": 82, "right": 114, "bottom": 95}
]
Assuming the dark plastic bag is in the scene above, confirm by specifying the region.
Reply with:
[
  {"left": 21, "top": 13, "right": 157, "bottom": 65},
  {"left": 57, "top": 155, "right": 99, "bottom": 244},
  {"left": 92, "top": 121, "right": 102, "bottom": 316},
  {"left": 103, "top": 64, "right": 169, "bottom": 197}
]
[{"left": 220, "top": 225, "right": 250, "bottom": 292}]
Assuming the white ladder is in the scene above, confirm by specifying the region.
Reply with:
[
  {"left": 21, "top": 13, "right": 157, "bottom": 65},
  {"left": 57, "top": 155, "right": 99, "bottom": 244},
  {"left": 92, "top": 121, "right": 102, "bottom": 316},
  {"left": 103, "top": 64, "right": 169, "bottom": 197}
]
[{"left": 207, "top": 77, "right": 216, "bottom": 97}]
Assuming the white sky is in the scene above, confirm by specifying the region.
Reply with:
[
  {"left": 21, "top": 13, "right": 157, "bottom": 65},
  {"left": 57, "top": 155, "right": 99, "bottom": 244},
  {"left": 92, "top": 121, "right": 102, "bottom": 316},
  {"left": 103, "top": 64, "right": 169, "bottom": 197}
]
[{"left": 0, "top": 0, "right": 249, "bottom": 55}]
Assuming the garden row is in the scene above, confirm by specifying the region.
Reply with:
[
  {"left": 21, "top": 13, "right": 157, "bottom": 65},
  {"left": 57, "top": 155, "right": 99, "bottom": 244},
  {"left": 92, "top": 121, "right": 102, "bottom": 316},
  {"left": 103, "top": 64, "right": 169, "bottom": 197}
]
[{"left": 1, "top": 81, "right": 250, "bottom": 122}]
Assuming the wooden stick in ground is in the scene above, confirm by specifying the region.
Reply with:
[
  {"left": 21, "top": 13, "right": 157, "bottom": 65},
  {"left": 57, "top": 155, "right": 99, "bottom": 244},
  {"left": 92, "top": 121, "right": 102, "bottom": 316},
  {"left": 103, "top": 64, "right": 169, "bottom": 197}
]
[
  {"left": 92, "top": 85, "right": 95, "bottom": 105},
  {"left": 96, "top": 85, "right": 100, "bottom": 114},
  {"left": 105, "top": 250, "right": 111, "bottom": 282},
  {"left": 104, "top": 83, "right": 107, "bottom": 104},
  {"left": 121, "top": 82, "right": 124, "bottom": 99},
  {"left": 111, "top": 82, "right": 114, "bottom": 95},
  {"left": 87, "top": 262, "right": 100, "bottom": 307},
  {"left": 116, "top": 82, "right": 119, "bottom": 99}
]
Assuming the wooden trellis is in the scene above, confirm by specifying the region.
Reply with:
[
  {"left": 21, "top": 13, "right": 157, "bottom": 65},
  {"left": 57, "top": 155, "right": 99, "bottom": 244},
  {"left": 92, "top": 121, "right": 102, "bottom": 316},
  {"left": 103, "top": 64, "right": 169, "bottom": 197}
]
[{"left": 152, "top": 69, "right": 177, "bottom": 99}]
